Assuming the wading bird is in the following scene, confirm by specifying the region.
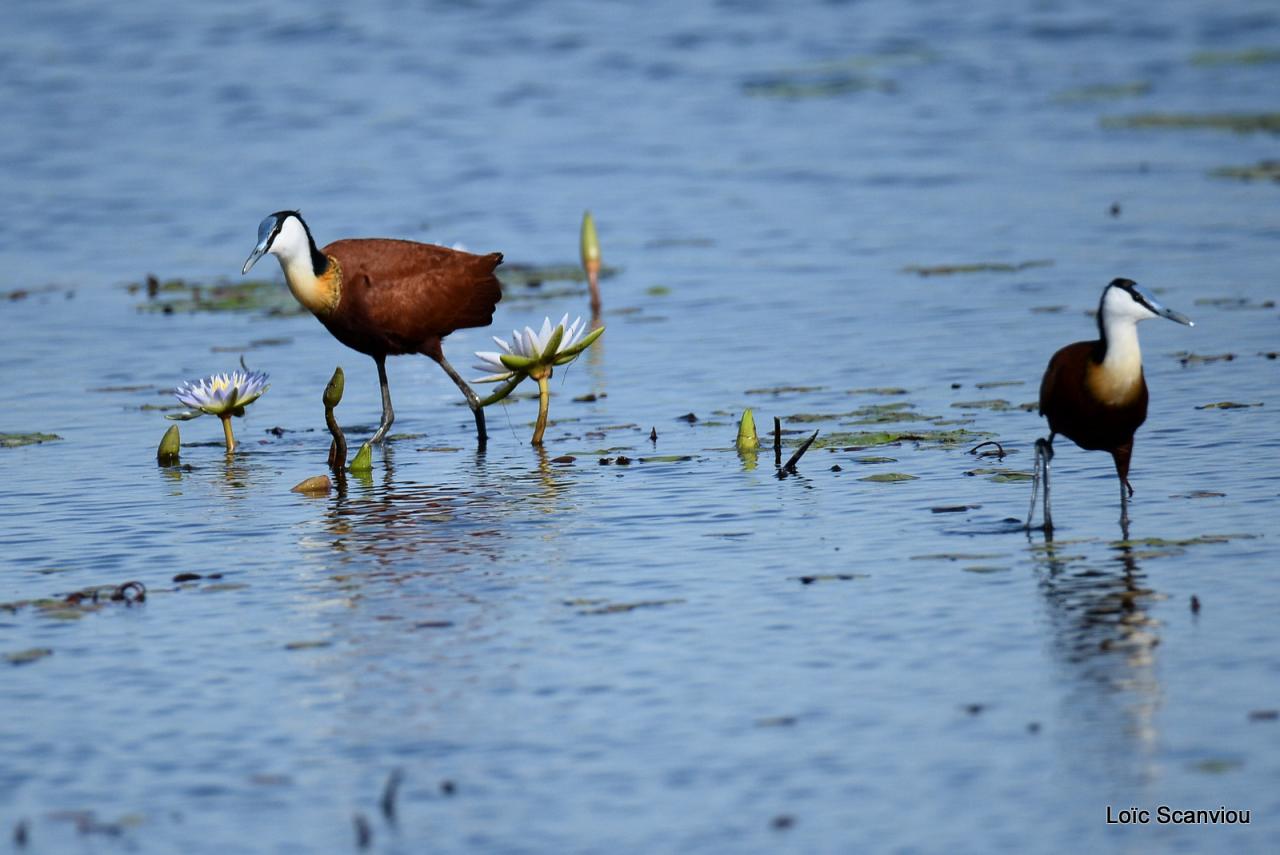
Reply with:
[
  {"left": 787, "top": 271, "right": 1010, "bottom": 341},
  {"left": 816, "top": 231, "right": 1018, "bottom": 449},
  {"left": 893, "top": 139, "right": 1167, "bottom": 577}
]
[
  {"left": 242, "top": 211, "right": 502, "bottom": 447},
  {"left": 1027, "top": 278, "right": 1193, "bottom": 531}
]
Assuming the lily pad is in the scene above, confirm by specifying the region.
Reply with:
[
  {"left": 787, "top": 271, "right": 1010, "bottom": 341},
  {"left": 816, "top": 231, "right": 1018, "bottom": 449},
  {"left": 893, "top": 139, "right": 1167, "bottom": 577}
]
[
  {"left": 1055, "top": 81, "right": 1151, "bottom": 102},
  {"left": 0, "top": 432, "right": 62, "bottom": 448},
  {"left": 1102, "top": 112, "right": 1280, "bottom": 134},
  {"left": 574, "top": 598, "right": 684, "bottom": 615},
  {"left": 5, "top": 647, "right": 53, "bottom": 666},
  {"left": 1210, "top": 160, "right": 1280, "bottom": 182},
  {"left": 848, "top": 387, "right": 909, "bottom": 396},
  {"left": 815, "top": 428, "right": 992, "bottom": 450},
  {"left": 859, "top": 472, "right": 917, "bottom": 482},
  {"left": 974, "top": 380, "right": 1024, "bottom": 389},
  {"left": 1196, "top": 401, "right": 1262, "bottom": 410},
  {"left": 902, "top": 260, "right": 1052, "bottom": 276},
  {"left": 133, "top": 278, "right": 304, "bottom": 315},
  {"left": 851, "top": 456, "right": 897, "bottom": 464},
  {"left": 497, "top": 262, "right": 620, "bottom": 289},
  {"left": 1191, "top": 48, "right": 1280, "bottom": 66},
  {"left": 746, "top": 385, "right": 826, "bottom": 396},
  {"left": 951, "top": 399, "right": 1015, "bottom": 411}
]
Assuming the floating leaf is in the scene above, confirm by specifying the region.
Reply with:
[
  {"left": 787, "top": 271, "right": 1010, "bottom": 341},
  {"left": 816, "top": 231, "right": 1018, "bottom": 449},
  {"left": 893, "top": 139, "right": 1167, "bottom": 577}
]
[
  {"left": 1055, "top": 81, "right": 1151, "bottom": 102},
  {"left": 1196, "top": 401, "right": 1262, "bottom": 410},
  {"left": 902, "top": 260, "right": 1052, "bottom": 276},
  {"left": 5, "top": 647, "right": 53, "bottom": 666},
  {"left": 859, "top": 472, "right": 917, "bottom": 482},
  {"left": 1191, "top": 48, "right": 1280, "bottom": 66},
  {"left": 851, "top": 456, "right": 897, "bottom": 464},
  {"left": 1102, "top": 112, "right": 1280, "bottom": 134},
  {"left": 1, "top": 432, "right": 62, "bottom": 448},
  {"left": 1210, "top": 160, "right": 1280, "bottom": 182},
  {"left": 284, "top": 640, "right": 332, "bottom": 651},
  {"left": 952, "top": 399, "right": 1015, "bottom": 411},
  {"left": 745, "top": 385, "right": 826, "bottom": 396},
  {"left": 575, "top": 599, "right": 684, "bottom": 615}
]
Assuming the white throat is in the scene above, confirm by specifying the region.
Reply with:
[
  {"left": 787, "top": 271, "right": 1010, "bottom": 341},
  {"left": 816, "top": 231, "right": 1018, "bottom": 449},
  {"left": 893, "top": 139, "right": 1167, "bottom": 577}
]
[
  {"left": 268, "top": 217, "right": 328, "bottom": 314},
  {"left": 1100, "top": 313, "right": 1142, "bottom": 377}
]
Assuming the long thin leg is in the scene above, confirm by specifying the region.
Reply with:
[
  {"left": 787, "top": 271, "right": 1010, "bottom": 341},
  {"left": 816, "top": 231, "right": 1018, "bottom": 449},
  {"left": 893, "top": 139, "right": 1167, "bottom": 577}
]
[
  {"left": 1041, "top": 435, "right": 1054, "bottom": 533},
  {"left": 370, "top": 355, "right": 395, "bottom": 445},
  {"left": 1024, "top": 441, "right": 1042, "bottom": 530},
  {"left": 1024, "top": 434, "right": 1055, "bottom": 532},
  {"left": 434, "top": 352, "right": 487, "bottom": 449},
  {"left": 1112, "top": 440, "right": 1134, "bottom": 528}
]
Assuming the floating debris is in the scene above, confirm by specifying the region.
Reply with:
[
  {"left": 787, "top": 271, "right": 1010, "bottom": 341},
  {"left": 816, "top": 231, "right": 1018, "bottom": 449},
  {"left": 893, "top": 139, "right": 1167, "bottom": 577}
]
[
  {"left": 1102, "top": 112, "right": 1280, "bottom": 134},
  {"left": 1192, "top": 297, "right": 1275, "bottom": 309},
  {"left": 852, "top": 456, "right": 897, "bottom": 464},
  {"left": 381, "top": 769, "right": 404, "bottom": 824},
  {"left": 965, "top": 467, "right": 1034, "bottom": 482},
  {"left": 1248, "top": 710, "right": 1278, "bottom": 721},
  {"left": 0, "top": 432, "right": 62, "bottom": 448},
  {"left": 1191, "top": 595, "right": 1201, "bottom": 614},
  {"left": 1210, "top": 160, "right": 1280, "bottom": 182},
  {"left": 859, "top": 472, "right": 917, "bottom": 482},
  {"left": 902, "top": 260, "right": 1052, "bottom": 276},
  {"left": 911, "top": 552, "right": 1007, "bottom": 562},
  {"left": 1031, "top": 305, "right": 1068, "bottom": 314},
  {"left": 1195, "top": 401, "right": 1262, "bottom": 410},
  {"left": 974, "top": 380, "right": 1024, "bottom": 390},
  {"left": 931, "top": 505, "right": 979, "bottom": 513},
  {"left": 781, "top": 429, "right": 820, "bottom": 473},
  {"left": 1171, "top": 490, "right": 1226, "bottom": 499},
  {"left": 677, "top": 412, "right": 698, "bottom": 423}
]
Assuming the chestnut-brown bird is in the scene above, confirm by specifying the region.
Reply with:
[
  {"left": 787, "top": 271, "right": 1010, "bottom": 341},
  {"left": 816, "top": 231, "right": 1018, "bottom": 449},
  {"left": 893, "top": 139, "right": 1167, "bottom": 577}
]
[
  {"left": 1027, "top": 278, "right": 1193, "bottom": 531},
  {"left": 242, "top": 211, "right": 502, "bottom": 446}
]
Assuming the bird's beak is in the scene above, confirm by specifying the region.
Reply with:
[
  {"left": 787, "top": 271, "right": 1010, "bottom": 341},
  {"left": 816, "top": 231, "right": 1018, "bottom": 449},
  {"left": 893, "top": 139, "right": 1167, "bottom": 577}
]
[
  {"left": 1155, "top": 302, "right": 1194, "bottom": 327},
  {"left": 241, "top": 241, "right": 268, "bottom": 275}
]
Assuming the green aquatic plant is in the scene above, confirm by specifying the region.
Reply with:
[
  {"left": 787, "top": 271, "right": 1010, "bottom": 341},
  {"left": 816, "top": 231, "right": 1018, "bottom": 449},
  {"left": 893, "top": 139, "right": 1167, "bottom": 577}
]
[
  {"left": 474, "top": 315, "right": 605, "bottom": 445},
  {"left": 736, "top": 409, "right": 760, "bottom": 452},
  {"left": 1191, "top": 48, "right": 1280, "bottom": 66},
  {"left": 902, "top": 260, "right": 1052, "bottom": 276},
  {"left": 323, "top": 367, "right": 347, "bottom": 471},
  {"left": 167, "top": 370, "right": 270, "bottom": 452},
  {"left": 156, "top": 425, "right": 181, "bottom": 465},
  {"left": 581, "top": 211, "right": 602, "bottom": 316}
]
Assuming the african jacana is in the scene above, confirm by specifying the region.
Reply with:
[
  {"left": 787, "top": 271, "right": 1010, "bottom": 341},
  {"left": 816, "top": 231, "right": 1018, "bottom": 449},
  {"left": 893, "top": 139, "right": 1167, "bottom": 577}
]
[
  {"left": 1026, "top": 278, "right": 1192, "bottom": 530},
  {"left": 242, "top": 211, "right": 502, "bottom": 446}
]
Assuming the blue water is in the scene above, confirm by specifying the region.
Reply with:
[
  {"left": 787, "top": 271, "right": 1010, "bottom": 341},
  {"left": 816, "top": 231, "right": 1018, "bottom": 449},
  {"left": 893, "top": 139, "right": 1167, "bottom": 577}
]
[{"left": 2, "top": 0, "right": 1279, "bottom": 852}]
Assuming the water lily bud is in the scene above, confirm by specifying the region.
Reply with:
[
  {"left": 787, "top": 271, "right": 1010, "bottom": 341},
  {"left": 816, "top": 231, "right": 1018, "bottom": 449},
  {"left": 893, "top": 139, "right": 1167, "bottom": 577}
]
[
  {"left": 323, "top": 366, "right": 345, "bottom": 409},
  {"left": 736, "top": 409, "right": 760, "bottom": 452},
  {"left": 580, "top": 210, "right": 601, "bottom": 274},
  {"left": 348, "top": 442, "right": 373, "bottom": 473},
  {"left": 157, "top": 424, "right": 181, "bottom": 464}
]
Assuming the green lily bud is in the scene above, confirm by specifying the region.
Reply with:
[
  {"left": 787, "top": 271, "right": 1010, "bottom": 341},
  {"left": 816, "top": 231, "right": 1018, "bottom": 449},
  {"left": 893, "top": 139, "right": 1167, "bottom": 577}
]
[
  {"left": 323, "top": 366, "right": 345, "bottom": 409},
  {"left": 736, "top": 409, "right": 760, "bottom": 452},
  {"left": 580, "top": 210, "right": 601, "bottom": 272},
  {"left": 157, "top": 425, "right": 181, "bottom": 464},
  {"left": 348, "top": 441, "right": 373, "bottom": 473}
]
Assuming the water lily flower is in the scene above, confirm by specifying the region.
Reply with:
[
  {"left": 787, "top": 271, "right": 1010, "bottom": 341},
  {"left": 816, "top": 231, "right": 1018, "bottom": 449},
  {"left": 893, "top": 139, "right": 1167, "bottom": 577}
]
[
  {"left": 167, "top": 370, "right": 270, "bottom": 451},
  {"left": 472, "top": 314, "right": 604, "bottom": 445}
]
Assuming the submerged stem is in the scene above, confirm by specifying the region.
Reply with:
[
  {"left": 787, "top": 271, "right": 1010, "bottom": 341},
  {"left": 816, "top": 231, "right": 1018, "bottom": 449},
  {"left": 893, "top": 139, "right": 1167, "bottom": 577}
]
[
  {"left": 220, "top": 415, "right": 236, "bottom": 452},
  {"left": 532, "top": 375, "right": 551, "bottom": 445}
]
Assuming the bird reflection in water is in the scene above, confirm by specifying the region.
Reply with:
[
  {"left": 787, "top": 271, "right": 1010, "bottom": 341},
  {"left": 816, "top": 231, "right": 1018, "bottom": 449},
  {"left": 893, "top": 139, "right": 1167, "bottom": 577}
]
[{"left": 1032, "top": 528, "right": 1163, "bottom": 768}]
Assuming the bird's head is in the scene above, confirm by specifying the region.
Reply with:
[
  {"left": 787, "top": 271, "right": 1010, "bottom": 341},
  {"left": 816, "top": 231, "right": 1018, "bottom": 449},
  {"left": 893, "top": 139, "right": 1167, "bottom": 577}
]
[
  {"left": 242, "top": 210, "right": 322, "bottom": 275},
  {"left": 1100, "top": 278, "right": 1194, "bottom": 329}
]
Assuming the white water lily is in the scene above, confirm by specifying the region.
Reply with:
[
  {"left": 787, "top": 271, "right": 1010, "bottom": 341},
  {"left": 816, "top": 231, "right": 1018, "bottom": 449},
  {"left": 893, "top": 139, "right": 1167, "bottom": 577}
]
[
  {"left": 168, "top": 370, "right": 270, "bottom": 451},
  {"left": 471, "top": 314, "right": 604, "bottom": 445},
  {"left": 472, "top": 314, "right": 597, "bottom": 383}
]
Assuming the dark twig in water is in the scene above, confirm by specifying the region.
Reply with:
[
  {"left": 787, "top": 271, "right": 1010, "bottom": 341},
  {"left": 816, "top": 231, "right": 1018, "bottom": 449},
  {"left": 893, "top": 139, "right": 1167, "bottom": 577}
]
[
  {"left": 967, "top": 440, "right": 1006, "bottom": 459},
  {"left": 649, "top": 427, "right": 658, "bottom": 444},
  {"left": 13, "top": 819, "right": 28, "bottom": 848},
  {"left": 110, "top": 581, "right": 146, "bottom": 603},
  {"left": 783, "top": 430, "right": 820, "bottom": 473},
  {"left": 773, "top": 417, "right": 782, "bottom": 467},
  {"left": 380, "top": 768, "right": 403, "bottom": 825},
  {"left": 354, "top": 813, "right": 372, "bottom": 850}
]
